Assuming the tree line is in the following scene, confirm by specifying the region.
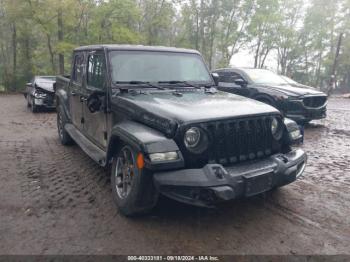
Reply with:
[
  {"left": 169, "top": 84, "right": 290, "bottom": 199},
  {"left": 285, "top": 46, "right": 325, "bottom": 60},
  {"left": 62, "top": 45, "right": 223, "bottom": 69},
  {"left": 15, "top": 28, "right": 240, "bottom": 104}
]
[{"left": 0, "top": 0, "right": 349, "bottom": 92}]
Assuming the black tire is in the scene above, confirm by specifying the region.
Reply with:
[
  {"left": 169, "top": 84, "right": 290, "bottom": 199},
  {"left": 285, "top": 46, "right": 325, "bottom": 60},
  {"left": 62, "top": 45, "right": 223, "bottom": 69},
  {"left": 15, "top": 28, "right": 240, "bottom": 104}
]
[
  {"left": 57, "top": 105, "right": 74, "bottom": 145},
  {"left": 31, "top": 97, "right": 38, "bottom": 113},
  {"left": 111, "top": 144, "right": 158, "bottom": 216}
]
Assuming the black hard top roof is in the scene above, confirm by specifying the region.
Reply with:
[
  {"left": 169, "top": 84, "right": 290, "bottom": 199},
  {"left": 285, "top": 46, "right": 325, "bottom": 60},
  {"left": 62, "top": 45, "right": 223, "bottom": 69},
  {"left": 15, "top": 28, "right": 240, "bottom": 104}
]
[{"left": 74, "top": 44, "right": 200, "bottom": 54}]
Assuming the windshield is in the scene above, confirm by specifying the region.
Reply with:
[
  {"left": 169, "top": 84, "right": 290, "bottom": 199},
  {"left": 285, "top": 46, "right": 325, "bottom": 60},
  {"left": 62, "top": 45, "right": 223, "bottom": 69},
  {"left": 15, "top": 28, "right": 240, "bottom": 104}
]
[
  {"left": 280, "top": 75, "right": 298, "bottom": 84},
  {"left": 244, "top": 69, "right": 287, "bottom": 85},
  {"left": 109, "top": 51, "right": 212, "bottom": 84}
]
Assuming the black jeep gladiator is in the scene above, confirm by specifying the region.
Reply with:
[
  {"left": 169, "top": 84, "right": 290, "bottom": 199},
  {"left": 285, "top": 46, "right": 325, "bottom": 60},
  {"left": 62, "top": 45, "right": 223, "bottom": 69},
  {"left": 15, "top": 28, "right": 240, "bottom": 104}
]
[{"left": 56, "top": 45, "right": 307, "bottom": 216}]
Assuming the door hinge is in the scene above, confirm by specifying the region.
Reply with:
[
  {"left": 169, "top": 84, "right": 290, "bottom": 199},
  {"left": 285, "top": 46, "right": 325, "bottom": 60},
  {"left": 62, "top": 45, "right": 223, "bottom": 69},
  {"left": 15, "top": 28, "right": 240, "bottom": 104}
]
[
  {"left": 104, "top": 131, "right": 108, "bottom": 140},
  {"left": 81, "top": 117, "right": 85, "bottom": 124}
]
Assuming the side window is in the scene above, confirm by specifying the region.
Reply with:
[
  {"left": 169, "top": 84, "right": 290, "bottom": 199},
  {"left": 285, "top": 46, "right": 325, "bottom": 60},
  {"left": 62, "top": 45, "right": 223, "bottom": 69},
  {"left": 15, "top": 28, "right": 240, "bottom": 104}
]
[
  {"left": 231, "top": 72, "right": 245, "bottom": 82},
  {"left": 218, "top": 72, "right": 245, "bottom": 83},
  {"left": 87, "top": 54, "right": 106, "bottom": 89},
  {"left": 217, "top": 72, "right": 231, "bottom": 83},
  {"left": 72, "top": 53, "right": 84, "bottom": 84}
]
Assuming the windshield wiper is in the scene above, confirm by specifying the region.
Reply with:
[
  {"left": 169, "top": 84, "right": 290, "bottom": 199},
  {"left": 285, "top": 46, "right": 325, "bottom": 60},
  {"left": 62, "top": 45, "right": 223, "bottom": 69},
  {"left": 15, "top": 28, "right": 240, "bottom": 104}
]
[
  {"left": 158, "top": 81, "right": 202, "bottom": 89},
  {"left": 114, "top": 81, "right": 166, "bottom": 90}
]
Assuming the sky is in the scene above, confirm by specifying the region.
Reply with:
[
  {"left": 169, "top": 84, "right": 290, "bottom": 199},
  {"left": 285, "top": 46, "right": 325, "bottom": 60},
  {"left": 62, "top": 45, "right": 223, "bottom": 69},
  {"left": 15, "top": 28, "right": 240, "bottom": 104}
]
[{"left": 230, "top": 49, "right": 279, "bottom": 72}]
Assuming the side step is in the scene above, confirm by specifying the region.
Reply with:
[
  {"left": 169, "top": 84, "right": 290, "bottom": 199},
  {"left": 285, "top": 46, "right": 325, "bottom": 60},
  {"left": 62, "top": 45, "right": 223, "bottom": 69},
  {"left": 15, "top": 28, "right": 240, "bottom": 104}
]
[{"left": 65, "top": 123, "right": 106, "bottom": 166}]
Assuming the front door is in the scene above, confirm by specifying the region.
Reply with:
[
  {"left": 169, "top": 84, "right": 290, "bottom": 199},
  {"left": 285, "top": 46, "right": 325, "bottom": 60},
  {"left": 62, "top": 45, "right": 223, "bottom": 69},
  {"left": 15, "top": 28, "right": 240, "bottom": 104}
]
[
  {"left": 82, "top": 52, "right": 108, "bottom": 149},
  {"left": 69, "top": 52, "right": 85, "bottom": 130}
]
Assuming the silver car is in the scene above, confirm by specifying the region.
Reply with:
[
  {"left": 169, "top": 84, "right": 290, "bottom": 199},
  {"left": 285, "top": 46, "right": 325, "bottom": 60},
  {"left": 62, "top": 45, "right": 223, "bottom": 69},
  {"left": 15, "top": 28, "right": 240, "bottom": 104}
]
[{"left": 25, "top": 76, "right": 56, "bottom": 112}]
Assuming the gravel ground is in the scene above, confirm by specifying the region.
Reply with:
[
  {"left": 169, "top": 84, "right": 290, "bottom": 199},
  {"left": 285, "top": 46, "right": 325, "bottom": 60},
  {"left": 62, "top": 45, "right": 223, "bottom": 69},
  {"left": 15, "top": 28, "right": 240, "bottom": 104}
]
[{"left": 0, "top": 94, "right": 349, "bottom": 255}]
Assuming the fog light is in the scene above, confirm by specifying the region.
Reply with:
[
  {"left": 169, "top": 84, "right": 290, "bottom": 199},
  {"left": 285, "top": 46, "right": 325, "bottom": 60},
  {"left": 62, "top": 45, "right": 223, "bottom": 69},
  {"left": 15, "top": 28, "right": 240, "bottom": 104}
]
[
  {"left": 289, "top": 129, "right": 301, "bottom": 140},
  {"left": 149, "top": 152, "right": 178, "bottom": 162}
]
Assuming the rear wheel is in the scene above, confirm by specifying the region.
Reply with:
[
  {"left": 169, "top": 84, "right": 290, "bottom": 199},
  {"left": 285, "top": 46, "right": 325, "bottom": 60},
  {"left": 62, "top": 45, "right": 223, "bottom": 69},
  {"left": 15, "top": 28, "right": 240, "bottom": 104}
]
[
  {"left": 31, "top": 97, "right": 38, "bottom": 113},
  {"left": 57, "top": 106, "right": 74, "bottom": 145},
  {"left": 111, "top": 144, "right": 158, "bottom": 216}
]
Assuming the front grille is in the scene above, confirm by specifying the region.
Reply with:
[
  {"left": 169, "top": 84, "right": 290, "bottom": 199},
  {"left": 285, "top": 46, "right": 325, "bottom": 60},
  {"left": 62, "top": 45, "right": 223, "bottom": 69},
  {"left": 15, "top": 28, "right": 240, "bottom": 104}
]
[
  {"left": 177, "top": 116, "right": 282, "bottom": 168},
  {"left": 303, "top": 96, "right": 327, "bottom": 108}
]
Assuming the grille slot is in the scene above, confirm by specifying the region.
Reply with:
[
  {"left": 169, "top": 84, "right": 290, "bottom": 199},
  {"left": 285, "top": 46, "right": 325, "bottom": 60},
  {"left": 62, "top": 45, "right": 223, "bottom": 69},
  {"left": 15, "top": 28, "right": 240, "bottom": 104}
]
[
  {"left": 178, "top": 116, "right": 282, "bottom": 168},
  {"left": 303, "top": 96, "right": 327, "bottom": 108}
]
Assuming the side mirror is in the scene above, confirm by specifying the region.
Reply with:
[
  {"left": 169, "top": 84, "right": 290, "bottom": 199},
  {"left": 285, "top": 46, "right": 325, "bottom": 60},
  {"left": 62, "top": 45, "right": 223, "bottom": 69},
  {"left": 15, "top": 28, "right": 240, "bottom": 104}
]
[
  {"left": 87, "top": 91, "right": 105, "bottom": 113},
  {"left": 234, "top": 79, "right": 247, "bottom": 87},
  {"left": 26, "top": 83, "right": 33, "bottom": 87},
  {"left": 211, "top": 73, "right": 219, "bottom": 86}
]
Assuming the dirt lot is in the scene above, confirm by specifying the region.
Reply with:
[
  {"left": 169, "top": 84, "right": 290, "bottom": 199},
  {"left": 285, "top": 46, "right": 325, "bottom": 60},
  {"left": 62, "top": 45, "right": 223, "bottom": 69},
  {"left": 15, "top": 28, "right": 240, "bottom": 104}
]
[{"left": 0, "top": 94, "right": 349, "bottom": 255}]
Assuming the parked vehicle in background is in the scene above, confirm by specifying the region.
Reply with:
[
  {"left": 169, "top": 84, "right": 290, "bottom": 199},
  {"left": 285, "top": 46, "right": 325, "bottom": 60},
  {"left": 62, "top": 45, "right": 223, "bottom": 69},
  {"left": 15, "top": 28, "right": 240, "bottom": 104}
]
[
  {"left": 279, "top": 75, "right": 316, "bottom": 90},
  {"left": 24, "top": 76, "right": 56, "bottom": 112},
  {"left": 213, "top": 68, "right": 327, "bottom": 124},
  {"left": 56, "top": 45, "right": 306, "bottom": 216}
]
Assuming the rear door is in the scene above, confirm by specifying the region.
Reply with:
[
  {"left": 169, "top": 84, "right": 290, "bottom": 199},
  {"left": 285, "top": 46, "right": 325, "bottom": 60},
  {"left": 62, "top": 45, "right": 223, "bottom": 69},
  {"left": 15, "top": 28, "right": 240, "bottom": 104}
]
[
  {"left": 82, "top": 51, "right": 108, "bottom": 149},
  {"left": 69, "top": 52, "right": 85, "bottom": 130}
]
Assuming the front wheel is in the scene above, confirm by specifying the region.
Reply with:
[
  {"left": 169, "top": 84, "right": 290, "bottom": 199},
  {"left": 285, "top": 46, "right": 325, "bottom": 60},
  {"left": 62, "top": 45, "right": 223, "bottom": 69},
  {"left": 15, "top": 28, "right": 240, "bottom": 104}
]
[
  {"left": 111, "top": 145, "right": 158, "bottom": 216},
  {"left": 31, "top": 97, "right": 38, "bottom": 113}
]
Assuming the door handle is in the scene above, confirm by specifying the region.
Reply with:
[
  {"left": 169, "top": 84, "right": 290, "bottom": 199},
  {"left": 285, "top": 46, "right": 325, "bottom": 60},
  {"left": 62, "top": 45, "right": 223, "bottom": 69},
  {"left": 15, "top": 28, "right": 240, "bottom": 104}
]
[{"left": 71, "top": 91, "right": 77, "bottom": 96}]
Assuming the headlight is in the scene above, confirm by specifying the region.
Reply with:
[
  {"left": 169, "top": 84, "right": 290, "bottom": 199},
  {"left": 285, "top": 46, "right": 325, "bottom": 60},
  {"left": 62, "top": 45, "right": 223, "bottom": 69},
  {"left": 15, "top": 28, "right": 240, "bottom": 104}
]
[
  {"left": 184, "top": 127, "right": 201, "bottom": 148},
  {"left": 271, "top": 117, "right": 282, "bottom": 140},
  {"left": 34, "top": 91, "right": 46, "bottom": 98},
  {"left": 149, "top": 152, "right": 179, "bottom": 162},
  {"left": 184, "top": 127, "right": 208, "bottom": 154}
]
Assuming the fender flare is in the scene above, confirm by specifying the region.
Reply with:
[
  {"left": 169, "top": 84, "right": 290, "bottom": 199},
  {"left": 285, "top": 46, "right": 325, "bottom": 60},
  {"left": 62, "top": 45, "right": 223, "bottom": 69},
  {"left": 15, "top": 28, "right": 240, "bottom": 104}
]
[
  {"left": 106, "top": 120, "right": 181, "bottom": 164},
  {"left": 56, "top": 89, "right": 71, "bottom": 121}
]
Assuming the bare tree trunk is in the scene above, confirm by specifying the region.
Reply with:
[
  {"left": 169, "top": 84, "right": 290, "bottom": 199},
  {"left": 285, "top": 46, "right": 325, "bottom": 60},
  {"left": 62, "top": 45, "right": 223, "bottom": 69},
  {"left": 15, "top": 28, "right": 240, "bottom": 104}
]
[
  {"left": 195, "top": 8, "right": 199, "bottom": 50},
  {"left": 58, "top": 3, "right": 64, "bottom": 75},
  {"left": 12, "top": 22, "right": 17, "bottom": 91},
  {"left": 315, "top": 51, "right": 322, "bottom": 87},
  {"left": 24, "top": 33, "right": 32, "bottom": 80},
  {"left": 328, "top": 32, "right": 343, "bottom": 95},
  {"left": 199, "top": 0, "right": 205, "bottom": 54},
  {"left": 260, "top": 48, "right": 271, "bottom": 68},
  {"left": 254, "top": 38, "right": 261, "bottom": 68},
  {"left": 47, "top": 34, "right": 55, "bottom": 73}
]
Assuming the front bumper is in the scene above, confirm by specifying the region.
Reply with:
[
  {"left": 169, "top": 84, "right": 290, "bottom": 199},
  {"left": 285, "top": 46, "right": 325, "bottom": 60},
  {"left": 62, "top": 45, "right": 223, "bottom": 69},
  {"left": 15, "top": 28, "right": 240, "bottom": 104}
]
[
  {"left": 283, "top": 99, "right": 327, "bottom": 122},
  {"left": 34, "top": 93, "right": 56, "bottom": 108},
  {"left": 153, "top": 149, "right": 307, "bottom": 207}
]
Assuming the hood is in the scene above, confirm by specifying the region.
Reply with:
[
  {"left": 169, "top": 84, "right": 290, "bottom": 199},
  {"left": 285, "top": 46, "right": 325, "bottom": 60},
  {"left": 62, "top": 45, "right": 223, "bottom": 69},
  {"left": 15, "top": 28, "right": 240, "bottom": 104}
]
[
  {"left": 35, "top": 79, "right": 55, "bottom": 93},
  {"left": 113, "top": 90, "right": 280, "bottom": 125},
  {"left": 254, "top": 83, "right": 326, "bottom": 97}
]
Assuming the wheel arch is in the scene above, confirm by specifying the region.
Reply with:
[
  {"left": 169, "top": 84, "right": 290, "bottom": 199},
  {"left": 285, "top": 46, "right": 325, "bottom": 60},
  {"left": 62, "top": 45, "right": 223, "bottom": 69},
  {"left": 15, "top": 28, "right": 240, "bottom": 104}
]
[
  {"left": 106, "top": 121, "right": 180, "bottom": 165},
  {"left": 253, "top": 94, "right": 276, "bottom": 106}
]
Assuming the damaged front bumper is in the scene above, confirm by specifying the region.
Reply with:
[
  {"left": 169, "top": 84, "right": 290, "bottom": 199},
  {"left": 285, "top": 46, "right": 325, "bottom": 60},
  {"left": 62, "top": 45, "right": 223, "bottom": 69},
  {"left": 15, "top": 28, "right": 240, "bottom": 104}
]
[
  {"left": 153, "top": 149, "right": 307, "bottom": 207},
  {"left": 34, "top": 93, "right": 56, "bottom": 108}
]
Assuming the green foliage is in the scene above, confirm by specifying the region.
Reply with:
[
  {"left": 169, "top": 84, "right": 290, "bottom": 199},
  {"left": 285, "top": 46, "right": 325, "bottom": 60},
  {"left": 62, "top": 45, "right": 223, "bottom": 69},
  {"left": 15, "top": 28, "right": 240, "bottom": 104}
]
[{"left": 0, "top": 0, "right": 349, "bottom": 92}]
